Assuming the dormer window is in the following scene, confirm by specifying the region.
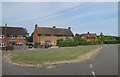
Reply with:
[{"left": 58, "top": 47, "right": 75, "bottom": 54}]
[
  {"left": 17, "top": 35, "right": 23, "bottom": 39},
  {"left": 41, "top": 34, "right": 45, "bottom": 37},
  {"left": 11, "top": 35, "right": 15, "bottom": 39},
  {"left": 50, "top": 35, "right": 54, "bottom": 37}
]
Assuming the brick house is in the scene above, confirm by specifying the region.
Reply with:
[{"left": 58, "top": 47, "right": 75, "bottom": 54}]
[
  {"left": 33, "top": 24, "right": 74, "bottom": 46},
  {"left": 0, "top": 26, "right": 26, "bottom": 47},
  {"left": 81, "top": 32, "right": 97, "bottom": 41}
]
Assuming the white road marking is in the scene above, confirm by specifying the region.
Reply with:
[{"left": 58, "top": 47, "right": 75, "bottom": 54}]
[
  {"left": 92, "top": 71, "right": 96, "bottom": 77},
  {"left": 90, "top": 64, "right": 93, "bottom": 68}
]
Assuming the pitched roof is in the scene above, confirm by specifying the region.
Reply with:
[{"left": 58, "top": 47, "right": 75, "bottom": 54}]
[
  {"left": 82, "top": 33, "right": 96, "bottom": 37},
  {"left": 36, "top": 27, "right": 74, "bottom": 36},
  {"left": 0, "top": 26, "right": 26, "bottom": 36}
]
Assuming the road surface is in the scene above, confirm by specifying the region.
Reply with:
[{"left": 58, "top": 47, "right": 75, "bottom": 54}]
[{"left": 2, "top": 45, "right": 118, "bottom": 76}]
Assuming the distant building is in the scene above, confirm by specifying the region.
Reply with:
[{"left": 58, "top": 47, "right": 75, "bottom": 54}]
[
  {"left": 81, "top": 32, "right": 97, "bottom": 41},
  {"left": 0, "top": 26, "right": 26, "bottom": 47},
  {"left": 33, "top": 24, "right": 74, "bottom": 46}
]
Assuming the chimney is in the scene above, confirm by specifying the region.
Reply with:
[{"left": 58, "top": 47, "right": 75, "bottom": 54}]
[
  {"left": 87, "top": 32, "right": 89, "bottom": 34},
  {"left": 53, "top": 26, "right": 56, "bottom": 29},
  {"left": 35, "top": 24, "right": 38, "bottom": 28},
  {"left": 5, "top": 23, "right": 7, "bottom": 27},
  {"left": 68, "top": 27, "right": 71, "bottom": 30}
]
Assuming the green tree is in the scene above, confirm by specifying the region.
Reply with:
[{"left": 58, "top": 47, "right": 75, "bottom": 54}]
[{"left": 34, "top": 42, "right": 39, "bottom": 48}]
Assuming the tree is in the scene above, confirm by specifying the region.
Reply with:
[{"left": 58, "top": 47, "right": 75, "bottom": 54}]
[
  {"left": 24, "top": 28, "right": 29, "bottom": 43},
  {"left": 34, "top": 42, "right": 39, "bottom": 48},
  {"left": 100, "top": 32, "right": 104, "bottom": 44},
  {"left": 24, "top": 28, "right": 29, "bottom": 37}
]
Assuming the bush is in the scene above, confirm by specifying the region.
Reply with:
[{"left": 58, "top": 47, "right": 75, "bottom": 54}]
[
  {"left": 104, "top": 40, "right": 120, "bottom": 44},
  {"left": 34, "top": 42, "right": 39, "bottom": 48},
  {"left": 58, "top": 41, "right": 79, "bottom": 47},
  {"left": 79, "top": 40, "right": 104, "bottom": 45},
  {"left": 79, "top": 40, "right": 94, "bottom": 45}
]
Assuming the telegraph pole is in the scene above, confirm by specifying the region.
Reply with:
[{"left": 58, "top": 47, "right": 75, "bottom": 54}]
[{"left": 5, "top": 23, "right": 7, "bottom": 51}]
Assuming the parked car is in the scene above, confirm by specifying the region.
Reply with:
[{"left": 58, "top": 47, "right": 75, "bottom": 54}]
[
  {"left": 45, "top": 43, "right": 52, "bottom": 48},
  {"left": 16, "top": 43, "right": 23, "bottom": 46},
  {"left": 28, "top": 44, "right": 33, "bottom": 48}
]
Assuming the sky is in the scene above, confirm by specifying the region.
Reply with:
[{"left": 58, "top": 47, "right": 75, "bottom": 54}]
[{"left": 2, "top": 2, "right": 118, "bottom": 36}]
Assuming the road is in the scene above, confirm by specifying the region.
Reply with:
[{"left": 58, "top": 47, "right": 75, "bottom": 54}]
[{"left": 2, "top": 45, "right": 118, "bottom": 76}]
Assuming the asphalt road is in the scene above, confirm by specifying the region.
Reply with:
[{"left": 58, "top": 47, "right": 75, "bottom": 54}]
[{"left": 2, "top": 45, "right": 118, "bottom": 75}]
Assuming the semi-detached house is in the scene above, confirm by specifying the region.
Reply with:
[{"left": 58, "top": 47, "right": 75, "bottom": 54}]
[
  {"left": 0, "top": 26, "right": 26, "bottom": 47},
  {"left": 33, "top": 24, "right": 74, "bottom": 46}
]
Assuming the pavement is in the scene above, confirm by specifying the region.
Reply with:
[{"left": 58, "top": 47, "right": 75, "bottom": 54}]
[{"left": 2, "top": 44, "right": 118, "bottom": 76}]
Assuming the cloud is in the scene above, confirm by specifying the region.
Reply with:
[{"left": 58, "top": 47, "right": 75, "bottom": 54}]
[{"left": 2, "top": 2, "right": 118, "bottom": 36}]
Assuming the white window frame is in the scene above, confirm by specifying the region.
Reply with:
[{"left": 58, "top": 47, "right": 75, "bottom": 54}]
[
  {"left": 81, "top": 36, "right": 84, "bottom": 39},
  {"left": 0, "top": 43, "right": 5, "bottom": 47},
  {"left": 17, "top": 35, "right": 23, "bottom": 39},
  {"left": 52, "top": 41, "right": 56, "bottom": 45},
  {"left": 0, "top": 34, "right": 5, "bottom": 39},
  {"left": 62, "top": 35, "right": 65, "bottom": 38},
  {"left": 41, "top": 34, "right": 45, "bottom": 37},
  {"left": 10, "top": 35, "right": 15, "bottom": 39},
  {"left": 69, "top": 35, "right": 72, "bottom": 38},
  {"left": 50, "top": 35, "right": 54, "bottom": 37},
  {"left": 40, "top": 41, "right": 44, "bottom": 45}
]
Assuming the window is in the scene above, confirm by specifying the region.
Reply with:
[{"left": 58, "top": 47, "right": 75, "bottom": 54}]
[
  {"left": 0, "top": 43, "right": 5, "bottom": 47},
  {"left": 0, "top": 34, "right": 2, "bottom": 38},
  {"left": 52, "top": 41, "right": 56, "bottom": 45},
  {"left": 17, "top": 35, "right": 23, "bottom": 39},
  {"left": 11, "top": 35, "right": 15, "bottom": 39},
  {"left": 81, "top": 36, "right": 84, "bottom": 39},
  {"left": 69, "top": 35, "right": 72, "bottom": 38},
  {"left": 0, "top": 34, "right": 5, "bottom": 38},
  {"left": 50, "top": 35, "right": 54, "bottom": 37},
  {"left": 41, "top": 34, "right": 45, "bottom": 37},
  {"left": 40, "top": 41, "right": 44, "bottom": 45},
  {"left": 62, "top": 35, "right": 65, "bottom": 38}
]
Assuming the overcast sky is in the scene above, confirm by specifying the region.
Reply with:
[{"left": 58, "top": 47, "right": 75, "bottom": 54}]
[{"left": 2, "top": 2, "right": 118, "bottom": 36}]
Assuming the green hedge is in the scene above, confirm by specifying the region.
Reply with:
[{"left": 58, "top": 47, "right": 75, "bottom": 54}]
[
  {"left": 79, "top": 40, "right": 104, "bottom": 45},
  {"left": 104, "top": 40, "right": 120, "bottom": 44},
  {"left": 58, "top": 41, "right": 79, "bottom": 47},
  {"left": 34, "top": 42, "right": 39, "bottom": 48}
]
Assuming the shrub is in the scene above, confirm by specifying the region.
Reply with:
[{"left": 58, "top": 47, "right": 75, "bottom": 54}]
[
  {"left": 34, "top": 42, "right": 39, "bottom": 48},
  {"left": 58, "top": 41, "right": 79, "bottom": 47},
  {"left": 104, "top": 40, "right": 120, "bottom": 44},
  {"left": 57, "top": 38, "right": 63, "bottom": 46}
]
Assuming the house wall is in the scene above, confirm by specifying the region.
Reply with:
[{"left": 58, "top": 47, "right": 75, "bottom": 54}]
[
  {"left": 33, "top": 29, "right": 38, "bottom": 43},
  {"left": 81, "top": 35, "right": 97, "bottom": 41},
  {"left": 0, "top": 35, "right": 26, "bottom": 46},
  {"left": 33, "top": 34, "right": 74, "bottom": 46},
  {"left": 38, "top": 35, "right": 73, "bottom": 46},
  {"left": 33, "top": 25, "right": 74, "bottom": 46}
]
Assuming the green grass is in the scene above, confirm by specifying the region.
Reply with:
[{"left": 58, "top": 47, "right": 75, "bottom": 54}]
[{"left": 9, "top": 47, "right": 99, "bottom": 65}]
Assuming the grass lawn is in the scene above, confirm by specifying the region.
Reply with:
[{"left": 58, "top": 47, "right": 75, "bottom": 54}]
[{"left": 8, "top": 47, "right": 100, "bottom": 65}]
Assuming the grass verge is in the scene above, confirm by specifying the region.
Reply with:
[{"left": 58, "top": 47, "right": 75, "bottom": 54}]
[{"left": 3, "top": 47, "right": 102, "bottom": 67}]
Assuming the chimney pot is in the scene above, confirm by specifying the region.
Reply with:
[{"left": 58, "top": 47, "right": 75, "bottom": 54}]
[
  {"left": 53, "top": 26, "right": 56, "bottom": 29},
  {"left": 87, "top": 32, "right": 89, "bottom": 34},
  {"left": 5, "top": 23, "right": 7, "bottom": 26},
  {"left": 35, "top": 24, "right": 38, "bottom": 28},
  {"left": 68, "top": 27, "right": 71, "bottom": 30}
]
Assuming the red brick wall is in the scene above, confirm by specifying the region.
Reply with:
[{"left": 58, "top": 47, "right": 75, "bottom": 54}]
[
  {"left": 0, "top": 35, "right": 26, "bottom": 46},
  {"left": 81, "top": 35, "right": 97, "bottom": 41},
  {"left": 37, "top": 35, "right": 74, "bottom": 46},
  {"left": 33, "top": 27, "right": 39, "bottom": 43}
]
